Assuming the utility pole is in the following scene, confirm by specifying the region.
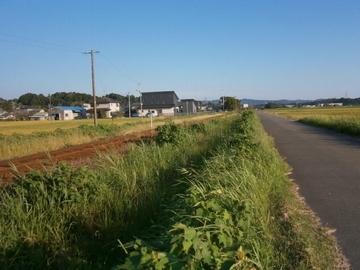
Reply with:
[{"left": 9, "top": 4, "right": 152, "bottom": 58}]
[
  {"left": 83, "top": 50, "right": 100, "bottom": 126},
  {"left": 48, "top": 94, "right": 52, "bottom": 120},
  {"left": 137, "top": 83, "right": 143, "bottom": 121},
  {"left": 128, "top": 92, "right": 131, "bottom": 118},
  {"left": 222, "top": 89, "right": 225, "bottom": 111}
]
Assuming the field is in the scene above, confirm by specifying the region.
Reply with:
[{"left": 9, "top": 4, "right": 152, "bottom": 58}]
[
  {"left": 0, "top": 111, "right": 348, "bottom": 269},
  {"left": 264, "top": 106, "right": 360, "bottom": 136},
  {"left": 263, "top": 106, "right": 360, "bottom": 120},
  {"left": 0, "top": 117, "right": 161, "bottom": 135},
  {"left": 0, "top": 114, "right": 223, "bottom": 160}
]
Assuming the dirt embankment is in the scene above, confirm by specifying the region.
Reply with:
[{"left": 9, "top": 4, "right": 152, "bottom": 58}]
[
  {"left": 0, "top": 129, "right": 156, "bottom": 185},
  {"left": 0, "top": 114, "right": 227, "bottom": 185}
]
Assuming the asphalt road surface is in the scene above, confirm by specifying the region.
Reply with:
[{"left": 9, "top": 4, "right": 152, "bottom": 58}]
[{"left": 257, "top": 111, "right": 360, "bottom": 269}]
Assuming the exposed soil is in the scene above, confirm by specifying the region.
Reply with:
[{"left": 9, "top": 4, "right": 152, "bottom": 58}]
[
  {"left": 0, "top": 129, "right": 156, "bottom": 186},
  {"left": 0, "top": 113, "right": 227, "bottom": 186}
]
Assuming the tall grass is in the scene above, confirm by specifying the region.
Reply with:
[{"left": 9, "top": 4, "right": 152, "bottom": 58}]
[
  {"left": 299, "top": 115, "right": 360, "bottom": 136},
  {"left": 0, "top": 112, "right": 347, "bottom": 269},
  {"left": 0, "top": 116, "right": 235, "bottom": 269},
  {"left": 116, "top": 111, "right": 347, "bottom": 269}
]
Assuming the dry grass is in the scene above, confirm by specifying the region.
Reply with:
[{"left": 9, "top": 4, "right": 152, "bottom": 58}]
[
  {"left": 264, "top": 106, "right": 360, "bottom": 120},
  {"left": 0, "top": 113, "right": 226, "bottom": 136},
  {"left": 0, "top": 113, "right": 229, "bottom": 160}
]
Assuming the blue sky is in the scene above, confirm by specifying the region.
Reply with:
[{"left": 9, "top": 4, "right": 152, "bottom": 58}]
[{"left": 1, "top": 0, "right": 359, "bottom": 101}]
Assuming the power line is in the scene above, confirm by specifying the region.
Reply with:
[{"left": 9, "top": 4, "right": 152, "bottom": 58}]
[
  {"left": 0, "top": 38, "right": 83, "bottom": 54},
  {"left": 99, "top": 53, "right": 138, "bottom": 85},
  {"left": 0, "top": 32, "right": 87, "bottom": 52}
]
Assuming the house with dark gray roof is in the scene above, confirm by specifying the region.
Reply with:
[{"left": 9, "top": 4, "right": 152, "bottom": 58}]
[
  {"left": 140, "top": 91, "right": 180, "bottom": 116},
  {"left": 180, "top": 99, "right": 198, "bottom": 115}
]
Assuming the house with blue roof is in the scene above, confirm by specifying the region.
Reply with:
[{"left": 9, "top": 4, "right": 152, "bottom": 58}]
[{"left": 49, "top": 106, "right": 87, "bottom": 120}]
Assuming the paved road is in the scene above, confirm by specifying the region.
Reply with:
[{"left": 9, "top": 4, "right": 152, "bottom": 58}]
[{"left": 257, "top": 112, "right": 360, "bottom": 269}]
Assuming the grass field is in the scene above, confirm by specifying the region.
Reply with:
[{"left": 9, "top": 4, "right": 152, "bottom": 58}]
[
  {"left": 0, "top": 117, "right": 152, "bottom": 135},
  {"left": 0, "top": 114, "right": 227, "bottom": 160},
  {"left": 264, "top": 106, "right": 360, "bottom": 137},
  {"left": 264, "top": 106, "right": 360, "bottom": 120},
  {"left": 0, "top": 113, "right": 225, "bottom": 135}
]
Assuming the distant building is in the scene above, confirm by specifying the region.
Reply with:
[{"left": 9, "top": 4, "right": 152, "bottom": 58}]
[
  {"left": 50, "top": 106, "right": 86, "bottom": 120},
  {"left": 180, "top": 99, "right": 197, "bottom": 114},
  {"left": 29, "top": 111, "right": 48, "bottom": 120},
  {"left": 0, "top": 111, "right": 15, "bottom": 120},
  {"left": 141, "top": 91, "right": 180, "bottom": 116},
  {"left": 85, "top": 97, "right": 121, "bottom": 118},
  {"left": 327, "top": 103, "right": 343, "bottom": 106}
]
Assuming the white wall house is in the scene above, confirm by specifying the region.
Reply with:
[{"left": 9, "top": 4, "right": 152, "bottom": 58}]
[
  {"left": 87, "top": 97, "right": 121, "bottom": 118},
  {"left": 50, "top": 106, "right": 86, "bottom": 120}
]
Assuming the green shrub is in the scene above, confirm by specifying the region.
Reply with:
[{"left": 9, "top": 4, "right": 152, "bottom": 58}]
[
  {"left": 188, "top": 122, "right": 206, "bottom": 133},
  {"left": 154, "top": 122, "right": 187, "bottom": 146},
  {"left": 11, "top": 162, "right": 98, "bottom": 205}
]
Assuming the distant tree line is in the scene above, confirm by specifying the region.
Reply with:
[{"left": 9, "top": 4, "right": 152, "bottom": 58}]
[
  {"left": 263, "top": 97, "right": 360, "bottom": 109},
  {"left": 315, "top": 97, "right": 360, "bottom": 106},
  {"left": 0, "top": 92, "right": 243, "bottom": 112},
  {"left": 0, "top": 92, "right": 140, "bottom": 111}
]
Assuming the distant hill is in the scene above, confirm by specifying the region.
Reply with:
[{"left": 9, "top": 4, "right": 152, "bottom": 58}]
[
  {"left": 199, "top": 98, "right": 315, "bottom": 106},
  {"left": 241, "top": 98, "right": 314, "bottom": 106}
]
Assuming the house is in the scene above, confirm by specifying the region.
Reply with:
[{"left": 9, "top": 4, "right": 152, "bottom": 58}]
[
  {"left": 0, "top": 111, "right": 15, "bottom": 120},
  {"left": 15, "top": 107, "right": 40, "bottom": 115},
  {"left": 29, "top": 111, "right": 48, "bottom": 120},
  {"left": 327, "top": 103, "right": 343, "bottom": 107},
  {"left": 49, "top": 106, "right": 86, "bottom": 120},
  {"left": 141, "top": 91, "right": 180, "bottom": 116},
  {"left": 86, "top": 97, "right": 121, "bottom": 118},
  {"left": 180, "top": 99, "right": 197, "bottom": 115},
  {"left": 14, "top": 107, "right": 41, "bottom": 120}
]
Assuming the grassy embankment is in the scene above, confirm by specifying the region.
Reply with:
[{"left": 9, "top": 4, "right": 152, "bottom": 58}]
[
  {"left": 0, "top": 111, "right": 347, "bottom": 269},
  {"left": 264, "top": 106, "right": 360, "bottom": 136},
  {"left": 0, "top": 114, "right": 220, "bottom": 160}
]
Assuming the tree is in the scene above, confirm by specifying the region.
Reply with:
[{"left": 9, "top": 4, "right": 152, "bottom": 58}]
[
  {"left": 264, "top": 102, "right": 285, "bottom": 109},
  {"left": 220, "top": 96, "right": 241, "bottom": 111},
  {"left": 18, "top": 93, "right": 37, "bottom": 106},
  {"left": 0, "top": 98, "right": 15, "bottom": 111}
]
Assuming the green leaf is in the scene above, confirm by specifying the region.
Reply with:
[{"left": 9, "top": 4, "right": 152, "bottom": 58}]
[
  {"left": 195, "top": 207, "right": 204, "bottom": 217},
  {"left": 182, "top": 239, "right": 192, "bottom": 253},
  {"left": 170, "top": 243, "right": 183, "bottom": 256},
  {"left": 184, "top": 227, "right": 196, "bottom": 241},
  {"left": 140, "top": 246, "right": 148, "bottom": 255},
  {"left": 139, "top": 253, "right": 152, "bottom": 265},
  {"left": 223, "top": 209, "right": 231, "bottom": 221},
  {"left": 155, "top": 257, "right": 169, "bottom": 270}
]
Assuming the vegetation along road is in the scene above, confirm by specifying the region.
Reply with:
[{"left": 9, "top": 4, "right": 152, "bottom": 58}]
[{"left": 258, "top": 111, "right": 360, "bottom": 269}]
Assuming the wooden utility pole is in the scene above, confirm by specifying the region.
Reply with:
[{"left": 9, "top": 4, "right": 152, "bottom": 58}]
[{"left": 83, "top": 50, "right": 100, "bottom": 126}]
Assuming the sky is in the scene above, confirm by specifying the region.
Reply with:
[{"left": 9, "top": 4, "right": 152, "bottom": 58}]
[{"left": 1, "top": 0, "right": 359, "bottom": 101}]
